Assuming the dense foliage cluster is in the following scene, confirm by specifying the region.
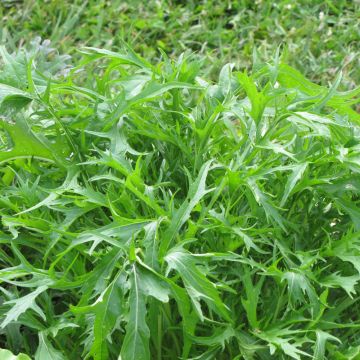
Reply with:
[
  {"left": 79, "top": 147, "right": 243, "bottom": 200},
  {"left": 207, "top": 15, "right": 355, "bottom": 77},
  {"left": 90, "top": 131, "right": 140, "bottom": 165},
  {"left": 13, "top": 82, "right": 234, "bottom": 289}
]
[{"left": 0, "top": 40, "right": 359, "bottom": 359}]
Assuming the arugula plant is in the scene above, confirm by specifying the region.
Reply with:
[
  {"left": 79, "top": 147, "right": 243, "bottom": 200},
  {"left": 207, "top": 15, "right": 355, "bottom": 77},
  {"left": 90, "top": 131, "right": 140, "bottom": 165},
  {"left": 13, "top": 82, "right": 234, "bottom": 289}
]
[{"left": 0, "top": 42, "right": 360, "bottom": 359}]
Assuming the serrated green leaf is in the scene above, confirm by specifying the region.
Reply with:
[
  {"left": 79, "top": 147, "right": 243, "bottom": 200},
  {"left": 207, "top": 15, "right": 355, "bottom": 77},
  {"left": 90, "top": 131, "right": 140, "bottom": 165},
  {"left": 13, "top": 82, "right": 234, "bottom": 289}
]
[
  {"left": 165, "top": 248, "right": 230, "bottom": 321},
  {"left": 119, "top": 264, "right": 150, "bottom": 360},
  {"left": 1, "top": 286, "right": 48, "bottom": 329},
  {"left": 313, "top": 330, "right": 341, "bottom": 360},
  {"left": 160, "top": 160, "right": 213, "bottom": 257},
  {"left": 89, "top": 272, "right": 125, "bottom": 360}
]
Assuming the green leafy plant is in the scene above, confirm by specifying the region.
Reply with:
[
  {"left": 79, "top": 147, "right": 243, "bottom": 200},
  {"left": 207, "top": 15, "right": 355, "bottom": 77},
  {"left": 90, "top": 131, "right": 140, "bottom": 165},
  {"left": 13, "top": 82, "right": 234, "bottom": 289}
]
[{"left": 0, "top": 43, "right": 360, "bottom": 359}]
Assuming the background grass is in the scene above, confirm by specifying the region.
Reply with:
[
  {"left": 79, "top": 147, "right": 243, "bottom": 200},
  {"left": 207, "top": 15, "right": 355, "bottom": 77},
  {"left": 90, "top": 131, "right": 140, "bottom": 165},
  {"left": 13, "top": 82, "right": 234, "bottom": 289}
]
[{"left": 1, "top": 0, "right": 359, "bottom": 86}]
